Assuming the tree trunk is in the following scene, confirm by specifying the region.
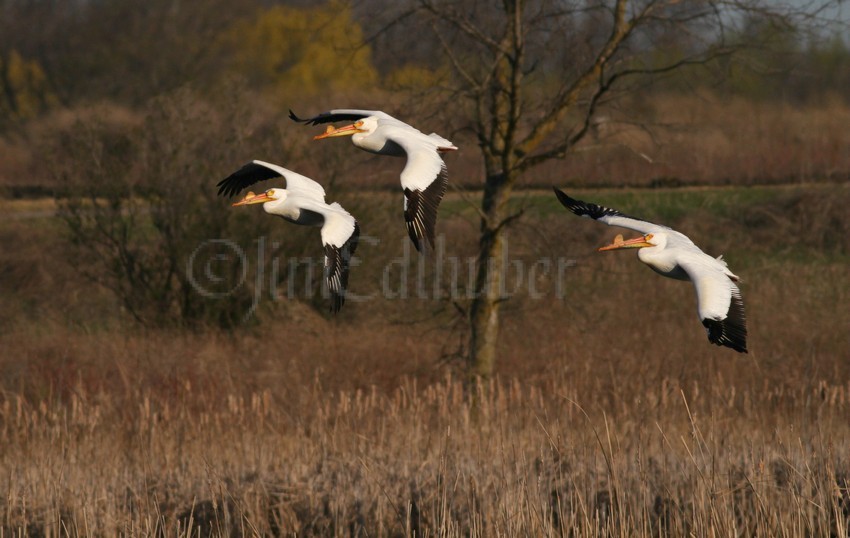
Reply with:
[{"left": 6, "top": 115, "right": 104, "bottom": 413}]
[{"left": 468, "top": 170, "right": 514, "bottom": 379}]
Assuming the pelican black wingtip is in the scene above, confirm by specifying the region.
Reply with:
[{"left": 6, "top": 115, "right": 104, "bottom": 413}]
[
  {"left": 215, "top": 178, "right": 230, "bottom": 198},
  {"left": 553, "top": 187, "right": 574, "bottom": 208},
  {"left": 288, "top": 109, "right": 302, "bottom": 122}
]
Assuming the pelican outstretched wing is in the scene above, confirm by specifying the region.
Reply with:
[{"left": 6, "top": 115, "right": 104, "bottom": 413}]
[
  {"left": 289, "top": 109, "right": 393, "bottom": 126},
  {"left": 678, "top": 255, "right": 748, "bottom": 353},
  {"left": 318, "top": 204, "right": 360, "bottom": 312},
  {"left": 218, "top": 160, "right": 326, "bottom": 201},
  {"left": 553, "top": 189, "right": 671, "bottom": 235},
  {"left": 386, "top": 127, "right": 450, "bottom": 252}
]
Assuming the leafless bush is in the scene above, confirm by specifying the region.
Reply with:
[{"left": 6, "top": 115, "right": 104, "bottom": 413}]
[{"left": 45, "top": 86, "right": 315, "bottom": 327}]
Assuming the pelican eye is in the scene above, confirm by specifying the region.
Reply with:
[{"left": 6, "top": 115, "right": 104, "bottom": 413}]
[
  {"left": 266, "top": 189, "right": 275, "bottom": 197},
  {"left": 645, "top": 233, "right": 653, "bottom": 241},
  {"left": 355, "top": 120, "right": 364, "bottom": 128}
]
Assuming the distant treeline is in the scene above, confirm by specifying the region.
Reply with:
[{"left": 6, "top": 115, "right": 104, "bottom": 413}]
[{"left": 0, "top": 0, "right": 848, "bottom": 130}]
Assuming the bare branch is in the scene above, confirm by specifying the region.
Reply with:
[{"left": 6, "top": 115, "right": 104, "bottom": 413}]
[
  {"left": 418, "top": 0, "right": 510, "bottom": 56},
  {"left": 429, "top": 21, "right": 481, "bottom": 91},
  {"left": 517, "top": 47, "right": 738, "bottom": 172},
  {"left": 514, "top": 0, "right": 636, "bottom": 161},
  {"left": 494, "top": 208, "right": 524, "bottom": 234},
  {"left": 361, "top": 6, "right": 421, "bottom": 47}
]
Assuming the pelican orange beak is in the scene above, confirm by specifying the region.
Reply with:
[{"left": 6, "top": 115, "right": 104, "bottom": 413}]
[
  {"left": 232, "top": 191, "right": 272, "bottom": 207},
  {"left": 598, "top": 233, "right": 654, "bottom": 251},
  {"left": 313, "top": 123, "right": 363, "bottom": 140}
]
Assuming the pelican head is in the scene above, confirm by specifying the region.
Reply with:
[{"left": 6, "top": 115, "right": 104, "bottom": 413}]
[
  {"left": 313, "top": 116, "right": 379, "bottom": 140},
  {"left": 598, "top": 232, "right": 664, "bottom": 252},
  {"left": 232, "top": 188, "right": 287, "bottom": 211}
]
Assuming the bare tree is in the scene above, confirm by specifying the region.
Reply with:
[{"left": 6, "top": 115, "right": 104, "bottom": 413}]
[{"left": 371, "top": 0, "right": 833, "bottom": 378}]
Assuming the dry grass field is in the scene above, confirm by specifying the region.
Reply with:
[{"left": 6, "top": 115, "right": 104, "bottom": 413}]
[
  {"left": 2, "top": 176, "right": 849, "bottom": 535},
  {"left": 2, "top": 366, "right": 849, "bottom": 536}
]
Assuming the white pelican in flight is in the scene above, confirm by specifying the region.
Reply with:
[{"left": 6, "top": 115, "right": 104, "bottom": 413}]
[
  {"left": 218, "top": 160, "right": 360, "bottom": 312},
  {"left": 289, "top": 109, "right": 457, "bottom": 252},
  {"left": 555, "top": 189, "right": 747, "bottom": 353}
]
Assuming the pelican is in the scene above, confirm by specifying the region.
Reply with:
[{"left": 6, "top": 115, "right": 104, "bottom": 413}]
[
  {"left": 289, "top": 109, "right": 457, "bottom": 252},
  {"left": 554, "top": 189, "right": 747, "bottom": 353},
  {"left": 218, "top": 160, "right": 360, "bottom": 312}
]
